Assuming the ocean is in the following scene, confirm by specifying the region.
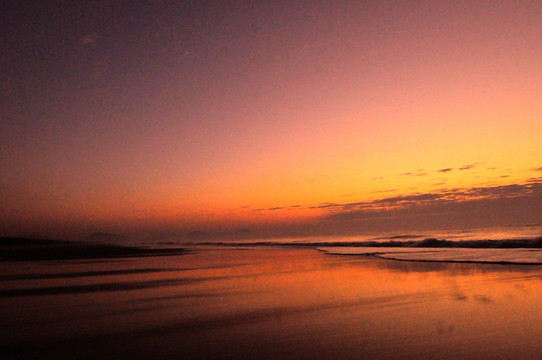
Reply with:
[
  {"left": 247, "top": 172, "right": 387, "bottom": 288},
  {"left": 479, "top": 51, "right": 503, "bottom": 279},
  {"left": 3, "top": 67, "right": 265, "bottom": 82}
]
[{"left": 2, "top": 224, "right": 542, "bottom": 359}]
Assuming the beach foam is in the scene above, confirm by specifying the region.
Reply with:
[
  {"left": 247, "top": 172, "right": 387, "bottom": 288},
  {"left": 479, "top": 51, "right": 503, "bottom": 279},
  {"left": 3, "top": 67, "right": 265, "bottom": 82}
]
[{"left": 317, "top": 247, "right": 542, "bottom": 264}]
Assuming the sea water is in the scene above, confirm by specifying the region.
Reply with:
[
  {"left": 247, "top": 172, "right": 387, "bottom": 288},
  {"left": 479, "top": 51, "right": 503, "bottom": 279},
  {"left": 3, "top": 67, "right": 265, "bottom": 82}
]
[{"left": 2, "top": 245, "right": 542, "bottom": 359}]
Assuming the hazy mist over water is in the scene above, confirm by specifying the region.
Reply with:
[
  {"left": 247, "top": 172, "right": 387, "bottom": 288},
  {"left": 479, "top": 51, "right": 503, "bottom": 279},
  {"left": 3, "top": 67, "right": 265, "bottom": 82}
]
[{"left": 119, "top": 224, "right": 542, "bottom": 247}]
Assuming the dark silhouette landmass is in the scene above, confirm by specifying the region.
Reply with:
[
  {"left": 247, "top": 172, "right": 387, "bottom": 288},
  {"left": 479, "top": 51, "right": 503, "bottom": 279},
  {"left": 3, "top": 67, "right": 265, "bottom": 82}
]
[
  {"left": 83, "top": 232, "right": 127, "bottom": 242},
  {"left": 0, "top": 237, "right": 187, "bottom": 261}
]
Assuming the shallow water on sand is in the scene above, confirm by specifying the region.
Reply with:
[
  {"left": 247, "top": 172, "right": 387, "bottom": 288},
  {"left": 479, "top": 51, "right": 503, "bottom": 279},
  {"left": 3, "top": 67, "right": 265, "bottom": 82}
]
[{"left": 2, "top": 247, "right": 542, "bottom": 359}]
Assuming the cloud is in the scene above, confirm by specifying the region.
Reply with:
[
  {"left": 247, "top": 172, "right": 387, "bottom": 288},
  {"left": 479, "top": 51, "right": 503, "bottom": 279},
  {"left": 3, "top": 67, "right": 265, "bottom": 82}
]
[
  {"left": 254, "top": 204, "right": 301, "bottom": 212},
  {"left": 259, "top": 179, "right": 542, "bottom": 217},
  {"left": 371, "top": 193, "right": 443, "bottom": 205},
  {"left": 309, "top": 202, "right": 340, "bottom": 209},
  {"left": 401, "top": 171, "right": 427, "bottom": 177},
  {"left": 369, "top": 189, "right": 398, "bottom": 194},
  {"left": 314, "top": 178, "right": 542, "bottom": 225},
  {"left": 458, "top": 164, "right": 475, "bottom": 170},
  {"left": 531, "top": 167, "right": 542, "bottom": 172},
  {"left": 250, "top": 177, "right": 542, "bottom": 236},
  {"left": 243, "top": 178, "right": 542, "bottom": 237},
  {"left": 267, "top": 207, "right": 285, "bottom": 211},
  {"left": 437, "top": 168, "right": 453, "bottom": 173}
]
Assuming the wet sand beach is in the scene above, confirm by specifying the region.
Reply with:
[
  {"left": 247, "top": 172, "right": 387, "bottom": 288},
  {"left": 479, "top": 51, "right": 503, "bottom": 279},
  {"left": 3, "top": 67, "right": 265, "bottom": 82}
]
[{"left": 2, "top": 245, "right": 542, "bottom": 359}]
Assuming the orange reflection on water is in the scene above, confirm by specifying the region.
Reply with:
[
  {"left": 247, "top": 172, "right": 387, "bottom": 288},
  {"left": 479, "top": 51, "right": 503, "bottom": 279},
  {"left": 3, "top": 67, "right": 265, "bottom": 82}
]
[
  {"left": 170, "top": 247, "right": 542, "bottom": 359},
  {"left": 2, "top": 247, "right": 542, "bottom": 359}
]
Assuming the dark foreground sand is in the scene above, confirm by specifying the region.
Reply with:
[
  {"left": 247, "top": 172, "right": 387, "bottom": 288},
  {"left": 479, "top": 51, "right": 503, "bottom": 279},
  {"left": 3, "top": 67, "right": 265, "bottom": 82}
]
[{"left": 1, "top": 244, "right": 542, "bottom": 359}]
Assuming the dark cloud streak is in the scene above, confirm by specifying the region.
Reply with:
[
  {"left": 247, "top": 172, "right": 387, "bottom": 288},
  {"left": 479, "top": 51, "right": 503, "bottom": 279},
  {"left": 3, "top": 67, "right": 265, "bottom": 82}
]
[{"left": 317, "top": 179, "right": 542, "bottom": 230}]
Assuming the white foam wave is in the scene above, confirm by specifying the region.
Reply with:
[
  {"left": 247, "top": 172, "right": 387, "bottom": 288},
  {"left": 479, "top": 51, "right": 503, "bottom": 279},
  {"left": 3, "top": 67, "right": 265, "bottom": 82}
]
[{"left": 317, "top": 247, "right": 542, "bottom": 264}]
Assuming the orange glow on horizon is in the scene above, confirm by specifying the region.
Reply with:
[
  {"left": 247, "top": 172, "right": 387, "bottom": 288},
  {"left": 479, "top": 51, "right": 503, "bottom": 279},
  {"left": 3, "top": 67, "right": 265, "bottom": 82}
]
[{"left": 2, "top": 1, "right": 541, "bottom": 238}]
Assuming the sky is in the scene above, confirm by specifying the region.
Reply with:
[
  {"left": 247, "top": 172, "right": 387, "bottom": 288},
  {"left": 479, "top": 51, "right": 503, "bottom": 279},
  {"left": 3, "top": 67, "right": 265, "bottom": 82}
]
[{"left": 1, "top": 0, "right": 541, "bottom": 240}]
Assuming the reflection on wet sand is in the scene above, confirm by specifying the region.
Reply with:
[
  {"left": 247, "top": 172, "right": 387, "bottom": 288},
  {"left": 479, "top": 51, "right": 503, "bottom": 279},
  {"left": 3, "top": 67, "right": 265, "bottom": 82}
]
[
  {"left": 0, "top": 268, "right": 183, "bottom": 281},
  {"left": 1, "top": 247, "right": 542, "bottom": 359}
]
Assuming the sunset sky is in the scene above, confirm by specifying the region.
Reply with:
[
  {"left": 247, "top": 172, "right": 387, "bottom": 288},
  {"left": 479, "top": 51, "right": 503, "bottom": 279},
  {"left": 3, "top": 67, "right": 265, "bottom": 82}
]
[{"left": 2, "top": 0, "right": 541, "bottom": 239}]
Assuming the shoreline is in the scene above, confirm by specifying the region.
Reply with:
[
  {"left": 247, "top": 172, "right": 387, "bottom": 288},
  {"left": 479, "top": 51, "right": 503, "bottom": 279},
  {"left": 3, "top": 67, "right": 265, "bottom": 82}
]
[{"left": 0, "top": 237, "right": 187, "bottom": 261}]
